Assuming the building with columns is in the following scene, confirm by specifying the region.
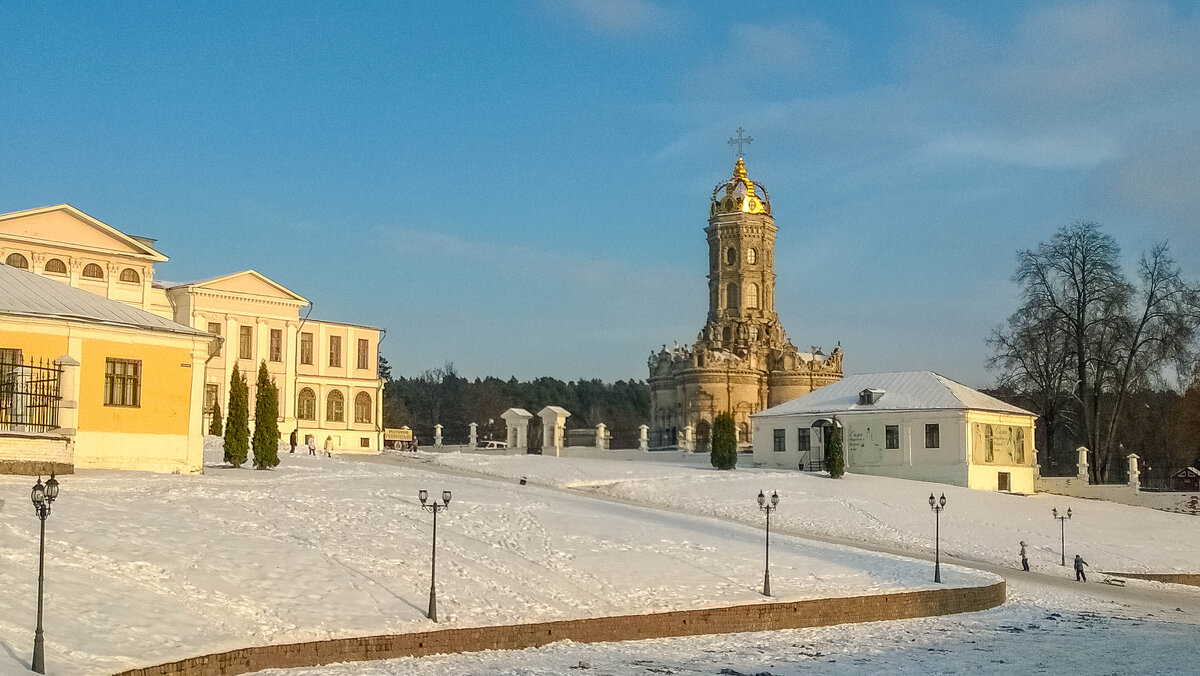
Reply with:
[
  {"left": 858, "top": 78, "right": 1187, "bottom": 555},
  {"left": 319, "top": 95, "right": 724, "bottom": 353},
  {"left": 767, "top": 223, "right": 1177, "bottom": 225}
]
[
  {"left": 0, "top": 204, "right": 384, "bottom": 456},
  {"left": 648, "top": 155, "right": 844, "bottom": 450}
]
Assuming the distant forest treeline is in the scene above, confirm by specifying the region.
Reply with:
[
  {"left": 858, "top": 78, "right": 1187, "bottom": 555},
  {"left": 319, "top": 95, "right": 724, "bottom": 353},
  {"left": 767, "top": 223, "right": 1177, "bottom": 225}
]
[{"left": 381, "top": 360, "right": 651, "bottom": 445}]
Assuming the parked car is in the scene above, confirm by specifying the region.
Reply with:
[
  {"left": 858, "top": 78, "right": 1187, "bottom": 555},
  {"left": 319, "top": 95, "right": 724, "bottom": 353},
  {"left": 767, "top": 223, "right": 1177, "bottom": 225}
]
[{"left": 477, "top": 440, "right": 507, "bottom": 450}]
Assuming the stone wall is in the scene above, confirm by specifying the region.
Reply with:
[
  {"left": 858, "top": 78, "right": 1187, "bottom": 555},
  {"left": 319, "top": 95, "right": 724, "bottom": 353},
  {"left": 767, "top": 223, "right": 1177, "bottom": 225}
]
[
  {"left": 1103, "top": 572, "right": 1200, "bottom": 588},
  {"left": 0, "top": 432, "right": 73, "bottom": 475},
  {"left": 111, "top": 581, "right": 1004, "bottom": 676}
]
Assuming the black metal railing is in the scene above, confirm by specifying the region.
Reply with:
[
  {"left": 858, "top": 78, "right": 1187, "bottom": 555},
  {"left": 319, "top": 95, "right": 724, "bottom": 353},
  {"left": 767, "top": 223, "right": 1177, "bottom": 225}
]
[{"left": 0, "top": 356, "right": 63, "bottom": 433}]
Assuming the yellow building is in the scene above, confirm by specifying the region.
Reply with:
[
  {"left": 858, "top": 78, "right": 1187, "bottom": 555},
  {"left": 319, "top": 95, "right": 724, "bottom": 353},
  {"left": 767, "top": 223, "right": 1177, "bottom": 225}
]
[
  {"left": 0, "top": 204, "right": 386, "bottom": 457},
  {"left": 1, "top": 263, "right": 213, "bottom": 474}
]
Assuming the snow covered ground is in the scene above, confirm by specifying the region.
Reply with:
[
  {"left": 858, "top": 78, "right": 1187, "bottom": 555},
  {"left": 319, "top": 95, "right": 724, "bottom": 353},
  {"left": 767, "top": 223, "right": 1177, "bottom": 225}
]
[
  {"left": 259, "top": 579, "right": 1200, "bottom": 675},
  {"left": 415, "top": 451, "right": 1200, "bottom": 575},
  {"left": 0, "top": 440, "right": 985, "bottom": 676}
]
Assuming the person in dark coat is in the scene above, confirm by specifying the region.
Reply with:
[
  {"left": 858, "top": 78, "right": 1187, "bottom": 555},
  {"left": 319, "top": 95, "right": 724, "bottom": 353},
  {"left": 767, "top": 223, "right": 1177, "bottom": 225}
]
[
  {"left": 289, "top": 428, "right": 298, "bottom": 454},
  {"left": 1074, "top": 554, "right": 1089, "bottom": 582},
  {"left": 1019, "top": 541, "right": 1029, "bottom": 571}
]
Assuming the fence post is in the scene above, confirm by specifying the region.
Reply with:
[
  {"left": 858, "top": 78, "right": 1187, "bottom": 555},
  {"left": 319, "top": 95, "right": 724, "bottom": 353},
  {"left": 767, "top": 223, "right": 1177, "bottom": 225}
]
[
  {"left": 53, "top": 355, "right": 80, "bottom": 436},
  {"left": 469, "top": 422, "right": 478, "bottom": 448},
  {"left": 1127, "top": 453, "right": 1140, "bottom": 493},
  {"left": 638, "top": 425, "right": 649, "bottom": 452},
  {"left": 434, "top": 424, "right": 443, "bottom": 448},
  {"left": 684, "top": 425, "right": 695, "bottom": 452},
  {"left": 1076, "top": 446, "right": 1090, "bottom": 482},
  {"left": 595, "top": 423, "right": 607, "bottom": 449}
]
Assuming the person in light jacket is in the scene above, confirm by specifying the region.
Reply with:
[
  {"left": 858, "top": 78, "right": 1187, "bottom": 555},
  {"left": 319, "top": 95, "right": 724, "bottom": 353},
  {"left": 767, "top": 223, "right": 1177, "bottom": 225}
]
[{"left": 1074, "top": 554, "right": 1089, "bottom": 582}]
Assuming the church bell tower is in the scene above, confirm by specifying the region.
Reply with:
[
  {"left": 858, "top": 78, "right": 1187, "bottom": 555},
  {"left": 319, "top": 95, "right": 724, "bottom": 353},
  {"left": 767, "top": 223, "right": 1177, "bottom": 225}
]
[{"left": 704, "top": 155, "right": 782, "bottom": 351}]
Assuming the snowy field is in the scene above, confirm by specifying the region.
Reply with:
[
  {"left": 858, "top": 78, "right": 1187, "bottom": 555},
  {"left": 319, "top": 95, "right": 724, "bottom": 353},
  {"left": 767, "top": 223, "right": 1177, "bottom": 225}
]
[
  {"left": 415, "top": 451, "right": 1200, "bottom": 575},
  {"left": 0, "top": 439, "right": 985, "bottom": 676}
]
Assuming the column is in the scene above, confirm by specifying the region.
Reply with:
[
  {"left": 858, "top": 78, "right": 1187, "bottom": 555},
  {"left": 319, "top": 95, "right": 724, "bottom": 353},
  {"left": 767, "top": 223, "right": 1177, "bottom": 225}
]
[
  {"left": 53, "top": 355, "right": 81, "bottom": 436},
  {"left": 638, "top": 424, "right": 649, "bottom": 451},
  {"left": 283, "top": 321, "right": 299, "bottom": 422},
  {"left": 469, "top": 422, "right": 478, "bottom": 448},
  {"left": 434, "top": 424, "right": 443, "bottom": 448},
  {"left": 1076, "top": 446, "right": 1090, "bottom": 482},
  {"left": 595, "top": 423, "right": 607, "bottom": 449},
  {"left": 1127, "top": 453, "right": 1140, "bottom": 492}
]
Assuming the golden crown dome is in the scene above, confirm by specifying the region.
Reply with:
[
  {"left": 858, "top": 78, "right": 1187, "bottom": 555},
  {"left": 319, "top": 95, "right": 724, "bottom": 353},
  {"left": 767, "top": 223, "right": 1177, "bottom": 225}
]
[{"left": 711, "top": 157, "right": 771, "bottom": 216}]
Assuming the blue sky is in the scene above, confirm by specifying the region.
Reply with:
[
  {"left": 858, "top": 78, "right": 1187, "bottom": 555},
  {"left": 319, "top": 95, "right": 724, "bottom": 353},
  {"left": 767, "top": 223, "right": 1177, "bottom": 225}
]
[{"left": 4, "top": 1, "right": 1199, "bottom": 387}]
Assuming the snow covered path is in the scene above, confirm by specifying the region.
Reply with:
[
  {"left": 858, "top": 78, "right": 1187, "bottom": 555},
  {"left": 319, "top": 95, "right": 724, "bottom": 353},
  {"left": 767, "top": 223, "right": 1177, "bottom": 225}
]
[{"left": 0, "top": 442, "right": 985, "bottom": 676}]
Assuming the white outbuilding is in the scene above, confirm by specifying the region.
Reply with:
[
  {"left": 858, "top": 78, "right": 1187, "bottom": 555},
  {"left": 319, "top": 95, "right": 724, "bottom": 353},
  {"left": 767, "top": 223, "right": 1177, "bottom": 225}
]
[{"left": 752, "top": 371, "right": 1038, "bottom": 493}]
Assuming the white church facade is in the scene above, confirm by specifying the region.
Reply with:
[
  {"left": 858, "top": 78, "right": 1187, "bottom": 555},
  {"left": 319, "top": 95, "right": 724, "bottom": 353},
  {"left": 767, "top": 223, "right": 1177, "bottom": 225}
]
[{"left": 752, "top": 371, "right": 1038, "bottom": 493}]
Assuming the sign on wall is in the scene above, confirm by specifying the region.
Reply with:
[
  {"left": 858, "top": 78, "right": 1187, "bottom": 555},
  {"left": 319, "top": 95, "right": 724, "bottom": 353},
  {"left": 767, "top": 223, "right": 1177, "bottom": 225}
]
[{"left": 972, "top": 423, "right": 1026, "bottom": 465}]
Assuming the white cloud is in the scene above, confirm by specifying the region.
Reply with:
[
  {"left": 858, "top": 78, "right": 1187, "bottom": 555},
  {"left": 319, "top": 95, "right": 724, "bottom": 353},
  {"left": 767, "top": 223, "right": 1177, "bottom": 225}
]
[{"left": 545, "top": 0, "right": 681, "bottom": 38}]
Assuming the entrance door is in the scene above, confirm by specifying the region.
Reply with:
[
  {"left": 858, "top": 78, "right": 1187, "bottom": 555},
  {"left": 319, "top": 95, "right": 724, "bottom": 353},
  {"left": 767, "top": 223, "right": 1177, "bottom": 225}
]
[{"left": 998, "top": 472, "right": 1011, "bottom": 492}]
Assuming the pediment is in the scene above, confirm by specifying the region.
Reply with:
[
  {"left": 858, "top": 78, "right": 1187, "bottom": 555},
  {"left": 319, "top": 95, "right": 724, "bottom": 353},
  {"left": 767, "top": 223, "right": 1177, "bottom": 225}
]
[
  {"left": 0, "top": 204, "right": 167, "bottom": 261},
  {"left": 190, "top": 270, "right": 308, "bottom": 304}
]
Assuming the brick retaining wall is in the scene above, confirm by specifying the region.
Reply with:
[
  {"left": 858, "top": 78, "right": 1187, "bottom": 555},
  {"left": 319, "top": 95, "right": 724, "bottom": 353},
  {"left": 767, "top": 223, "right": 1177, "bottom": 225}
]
[
  {"left": 1104, "top": 572, "right": 1200, "bottom": 587},
  {"left": 112, "top": 580, "right": 1005, "bottom": 676}
]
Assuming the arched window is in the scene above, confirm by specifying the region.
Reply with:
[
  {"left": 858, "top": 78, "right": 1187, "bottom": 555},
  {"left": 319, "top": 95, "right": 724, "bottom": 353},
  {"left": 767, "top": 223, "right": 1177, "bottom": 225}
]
[
  {"left": 297, "top": 388, "right": 316, "bottom": 420},
  {"left": 44, "top": 258, "right": 67, "bottom": 274},
  {"left": 746, "top": 283, "right": 759, "bottom": 309},
  {"left": 725, "top": 247, "right": 737, "bottom": 265},
  {"left": 747, "top": 248, "right": 757, "bottom": 264},
  {"left": 354, "top": 392, "right": 372, "bottom": 423},
  {"left": 5, "top": 253, "right": 29, "bottom": 269},
  {"left": 119, "top": 268, "right": 140, "bottom": 283},
  {"left": 82, "top": 263, "right": 104, "bottom": 279},
  {"left": 726, "top": 283, "right": 739, "bottom": 309},
  {"left": 326, "top": 390, "right": 344, "bottom": 422}
]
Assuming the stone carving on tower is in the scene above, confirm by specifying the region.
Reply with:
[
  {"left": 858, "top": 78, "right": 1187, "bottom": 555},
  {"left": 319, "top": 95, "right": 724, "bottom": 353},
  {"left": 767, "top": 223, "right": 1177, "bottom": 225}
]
[{"left": 648, "top": 135, "right": 844, "bottom": 450}]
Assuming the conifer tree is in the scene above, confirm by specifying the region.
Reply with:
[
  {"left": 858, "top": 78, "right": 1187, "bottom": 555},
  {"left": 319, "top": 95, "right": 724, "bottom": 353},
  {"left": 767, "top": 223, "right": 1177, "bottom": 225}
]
[
  {"left": 223, "top": 368, "right": 249, "bottom": 467},
  {"left": 252, "top": 360, "right": 280, "bottom": 470},
  {"left": 710, "top": 412, "right": 738, "bottom": 470},
  {"left": 827, "top": 425, "right": 845, "bottom": 479},
  {"left": 208, "top": 401, "right": 223, "bottom": 436}
]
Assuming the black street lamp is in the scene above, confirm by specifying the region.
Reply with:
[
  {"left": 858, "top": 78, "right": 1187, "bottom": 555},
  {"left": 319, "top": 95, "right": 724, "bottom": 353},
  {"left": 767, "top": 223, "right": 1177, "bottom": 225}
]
[
  {"left": 30, "top": 473, "right": 60, "bottom": 675},
  {"left": 928, "top": 492, "right": 946, "bottom": 583},
  {"left": 1052, "top": 506, "right": 1072, "bottom": 566},
  {"left": 419, "top": 489, "right": 452, "bottom": 622},
  {"left": 757, "top": 490, "right": 779, "bottom": 596}
]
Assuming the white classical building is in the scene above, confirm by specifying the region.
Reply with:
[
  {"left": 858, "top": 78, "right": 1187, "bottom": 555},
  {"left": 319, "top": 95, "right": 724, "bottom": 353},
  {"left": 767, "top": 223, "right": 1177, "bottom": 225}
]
[{"left": 752, "top": 371, "right": 1038, "bottom": 493}]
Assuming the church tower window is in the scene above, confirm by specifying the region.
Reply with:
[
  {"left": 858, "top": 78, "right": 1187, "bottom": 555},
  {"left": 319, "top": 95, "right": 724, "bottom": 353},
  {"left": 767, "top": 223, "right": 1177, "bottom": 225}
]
[
  {"left": 726, "top": 283, "right": 739, "bottom": 309},
  {"left": 746, "top": 283, "right": 759, "bottom": 309},
  {"left": 747, "top": 248, "right": 757, "bottom": 264},
  {"left": 725, "top": 247, "right": 737, "bottom": 266}
]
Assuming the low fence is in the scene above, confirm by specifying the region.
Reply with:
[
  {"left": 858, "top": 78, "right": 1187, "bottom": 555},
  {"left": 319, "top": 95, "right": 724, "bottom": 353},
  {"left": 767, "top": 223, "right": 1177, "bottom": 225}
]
[{"left": 111, "top": 581, "right": 1005, "bottom": 676}]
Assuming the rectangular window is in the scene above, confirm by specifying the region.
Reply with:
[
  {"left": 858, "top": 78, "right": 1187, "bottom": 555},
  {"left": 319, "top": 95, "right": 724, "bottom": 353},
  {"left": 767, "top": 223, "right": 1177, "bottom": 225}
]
[
  {"left": 207, "top": 322, "right": 223, "bottom": 356},
  {"left": 270, "top": 329, "right": 283, "bottom": 362},
  {"left": 357, "top": 338, "right": 369, "bottom": 370},
  {"left": 104, "top": 358, "right": 141, "bottom": 407},
  {"left": 773, "top": 428, "right": 786, "bottom": 452},
  {"left": 300, "top": 332, "right": 313, "bottom": 365},
  {"left": 798, "top": 428, "right": 811, "bottom": 452},
  {"left": 204, "top": 383, "right": 219, "bottom": 411},
  {"left": 329, "top": 335, "right": 342, "bottom": 368},
  {"left": 239, "top": 326, "right": 252, "bottom": 360},
  {"left": 360, "top": 437, "right": 370, "bottom": 448},
  {"left": 885, "top": 425, "right": 900, "bottom": 450},
  {"left": 925, "top": 423, "right": 940, "bottom": 449}
]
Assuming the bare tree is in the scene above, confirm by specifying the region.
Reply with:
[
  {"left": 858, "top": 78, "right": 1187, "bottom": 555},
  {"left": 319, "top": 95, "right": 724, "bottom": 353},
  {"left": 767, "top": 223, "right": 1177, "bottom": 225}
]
[{"left": 992, "top": 222, "right": 1200, "bottom": 480}]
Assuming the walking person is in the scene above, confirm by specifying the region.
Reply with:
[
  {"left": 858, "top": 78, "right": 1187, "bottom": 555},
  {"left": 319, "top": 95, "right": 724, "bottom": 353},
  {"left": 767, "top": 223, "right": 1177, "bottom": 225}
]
[
  {"left": 307, "top": 435, "right": 317, "bottom": 456},
  {"left": 324, "top": 435, "right": 333, "bottom": 458},
  {"left": 1019, "top": 541, "right": 1029, "bottom": 571},
  {"left": 1074, "top": 554, "right": 1089, "bottom": 582},
  {"left": 289, "top": 428, "right": 298, "bottom": 454}
]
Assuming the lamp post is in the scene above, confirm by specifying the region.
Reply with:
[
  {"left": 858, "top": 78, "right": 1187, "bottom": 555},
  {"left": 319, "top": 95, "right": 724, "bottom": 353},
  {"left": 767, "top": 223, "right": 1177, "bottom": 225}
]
[
  {"left": 928, "top": 492, "right": 946, "bottom": 583},
  {"left": 30, "top": 473, "right": 60, "bottom": 675},
  {"left": 419, "top": 489, "right": 452, "bottom": 622},
  {"left": 1052, "top": 506, "right": 1072, "bottom": 566},
  {"left": 757, "top": 490, "right": 779, "bottom": 596}
]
